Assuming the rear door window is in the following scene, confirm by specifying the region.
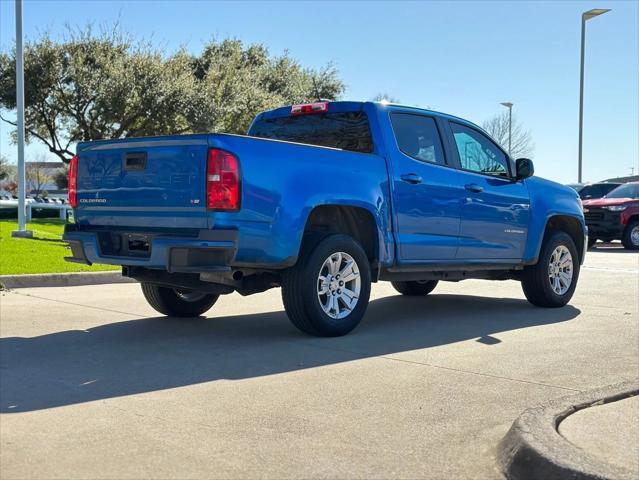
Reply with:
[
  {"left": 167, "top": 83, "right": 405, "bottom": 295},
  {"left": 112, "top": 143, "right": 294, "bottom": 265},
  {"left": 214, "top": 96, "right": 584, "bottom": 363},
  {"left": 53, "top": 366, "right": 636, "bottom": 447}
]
[
  {"left": 390, "top": 113, "right": 447, "bottom": 166},
  {"left": 249, "top": 111, "right": 373, "bottom": 153}
]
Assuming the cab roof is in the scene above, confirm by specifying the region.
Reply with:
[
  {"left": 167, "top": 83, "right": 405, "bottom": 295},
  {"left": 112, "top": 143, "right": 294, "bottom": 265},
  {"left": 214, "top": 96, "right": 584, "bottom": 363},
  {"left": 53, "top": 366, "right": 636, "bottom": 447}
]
[{"left": 255, "top": 100, "right": 485, "bottom": 133}]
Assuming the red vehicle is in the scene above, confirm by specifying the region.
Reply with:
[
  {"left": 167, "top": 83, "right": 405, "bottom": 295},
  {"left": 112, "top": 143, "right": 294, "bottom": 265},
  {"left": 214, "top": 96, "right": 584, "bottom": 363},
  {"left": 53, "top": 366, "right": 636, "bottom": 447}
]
[{"left": 582, "top": 181, "right": 639, "bottom": 250}]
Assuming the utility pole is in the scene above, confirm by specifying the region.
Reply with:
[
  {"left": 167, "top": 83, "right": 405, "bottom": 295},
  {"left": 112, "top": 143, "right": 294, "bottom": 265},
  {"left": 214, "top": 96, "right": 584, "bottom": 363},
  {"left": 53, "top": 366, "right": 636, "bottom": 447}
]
[{"left": 11, "top": 0, "right": 32, "bottom": 238}]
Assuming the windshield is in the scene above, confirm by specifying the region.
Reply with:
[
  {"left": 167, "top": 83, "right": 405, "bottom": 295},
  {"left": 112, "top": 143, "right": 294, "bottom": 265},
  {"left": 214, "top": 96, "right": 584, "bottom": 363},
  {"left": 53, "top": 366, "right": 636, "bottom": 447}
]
[
  {"left": 605, "top": 183, "right": 639, "bottom": 199},
  {"left": 578, "top": 183, "right": 620, "bottom": 199}
]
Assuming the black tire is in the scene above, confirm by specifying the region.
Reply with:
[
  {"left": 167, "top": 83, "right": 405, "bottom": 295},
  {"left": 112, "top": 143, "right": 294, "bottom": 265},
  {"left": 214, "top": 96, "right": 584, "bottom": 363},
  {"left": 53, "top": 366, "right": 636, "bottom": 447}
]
[
  {"left": 621, "top": 220, "right": 639, "bottom": 250},
  {"left": 587, "top": 237, "right": 597, "bottom": 249},
  {"left": 391, "top": 280, "right": 438, "bottom": 296},
  {"left": 521, "top": 230, "right": 580, "bottom": 308},
  {"left": 141, "top": 283, "right": 219, "bottom": 317},
  {"left": 281, "top": 234, "right": 371, "bottom": 337}
]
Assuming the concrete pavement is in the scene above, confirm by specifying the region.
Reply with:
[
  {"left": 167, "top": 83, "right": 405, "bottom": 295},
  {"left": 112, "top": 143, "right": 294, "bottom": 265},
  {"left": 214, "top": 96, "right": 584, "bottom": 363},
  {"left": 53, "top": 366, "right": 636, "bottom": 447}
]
[
  {"left": 1, "top": 246, "right": 637, "bottom": 479},
  {"left": 499, "top": 380, "right": 638, "bottom": 480},
  {"left": 560, "top": 393, "right": 639, "bottom": 474}
]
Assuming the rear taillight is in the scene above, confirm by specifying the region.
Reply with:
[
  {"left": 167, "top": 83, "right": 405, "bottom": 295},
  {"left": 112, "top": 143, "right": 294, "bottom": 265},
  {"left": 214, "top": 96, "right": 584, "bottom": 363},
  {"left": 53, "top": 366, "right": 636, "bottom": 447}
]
[
  {"left": 291, "top": 101, "right": 329, "bottom": 116},
  {"left": 206, "top": 148, "right": 240, "bottom": 211},
  {"left": 68, "top": 154, "right": 78, "bottom": 208}
]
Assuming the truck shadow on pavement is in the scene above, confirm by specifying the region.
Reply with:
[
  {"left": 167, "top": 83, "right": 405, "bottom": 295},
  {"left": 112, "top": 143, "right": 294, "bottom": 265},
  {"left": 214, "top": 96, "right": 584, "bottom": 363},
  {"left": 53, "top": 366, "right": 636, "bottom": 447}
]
[{"left": 0, "top": 294, "right": 580, "bottom": 413}]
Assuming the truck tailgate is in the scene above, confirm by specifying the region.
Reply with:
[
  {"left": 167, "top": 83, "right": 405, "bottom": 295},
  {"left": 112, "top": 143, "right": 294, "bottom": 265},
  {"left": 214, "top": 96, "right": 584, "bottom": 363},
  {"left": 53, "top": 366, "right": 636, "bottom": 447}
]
[{"left": 75, "top": 135, "right": 209, "bottom": 228}]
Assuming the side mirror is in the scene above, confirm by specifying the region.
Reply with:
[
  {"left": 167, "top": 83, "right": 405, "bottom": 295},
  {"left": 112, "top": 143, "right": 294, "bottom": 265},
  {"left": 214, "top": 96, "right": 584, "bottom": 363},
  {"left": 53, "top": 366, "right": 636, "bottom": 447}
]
[{"left": 515, "top": 158, "right": 534, "bottom": 180}]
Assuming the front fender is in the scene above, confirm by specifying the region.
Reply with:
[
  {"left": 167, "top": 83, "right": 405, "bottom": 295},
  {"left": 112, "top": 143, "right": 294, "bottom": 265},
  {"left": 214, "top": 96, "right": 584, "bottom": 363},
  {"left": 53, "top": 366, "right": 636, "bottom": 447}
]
[
  {"left": 621, "top": 205, "right": 639, "bottom": 226},
  {"left": 523, "top": 177, "right": 586, "bottom": 264}
]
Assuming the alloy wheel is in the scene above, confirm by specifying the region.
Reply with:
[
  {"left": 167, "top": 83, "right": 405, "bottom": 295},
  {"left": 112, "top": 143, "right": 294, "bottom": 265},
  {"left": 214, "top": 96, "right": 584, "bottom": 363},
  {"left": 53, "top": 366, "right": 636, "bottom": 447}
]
[
  {"left": 317, "top": 252, "right": 361, "bottom": 319},
  {"left": 548, "top": 245, "right": 573, "bottom": 295}
]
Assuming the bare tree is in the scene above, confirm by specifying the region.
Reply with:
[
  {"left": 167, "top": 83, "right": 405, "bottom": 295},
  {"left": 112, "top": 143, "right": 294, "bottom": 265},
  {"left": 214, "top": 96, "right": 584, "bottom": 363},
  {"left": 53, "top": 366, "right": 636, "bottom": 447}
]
[
  {"left": 482, "top": 111, "right": 534, "bottom": 159},
  {"left": 0, "top": 155, "right": 12, "bottom": 181},
  {"left": 26, "top": 156, "right": 53, "bottom": 196}
]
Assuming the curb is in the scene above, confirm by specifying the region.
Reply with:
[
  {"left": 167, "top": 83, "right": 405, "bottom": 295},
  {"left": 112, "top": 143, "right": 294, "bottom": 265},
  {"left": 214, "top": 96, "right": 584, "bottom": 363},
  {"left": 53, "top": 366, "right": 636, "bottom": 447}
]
[
  {"left": 0, "top": 271, "right": 136, "bottom": 289},
  {"left": 498, "top": 380, "right": 639, "bottom": 480}
]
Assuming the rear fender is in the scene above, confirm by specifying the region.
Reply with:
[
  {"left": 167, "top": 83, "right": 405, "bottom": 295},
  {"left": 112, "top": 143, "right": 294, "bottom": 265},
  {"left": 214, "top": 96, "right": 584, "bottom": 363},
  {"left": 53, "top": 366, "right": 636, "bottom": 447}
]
[{"left": 207, "top": 134, "right": 393, "bottom": 268}]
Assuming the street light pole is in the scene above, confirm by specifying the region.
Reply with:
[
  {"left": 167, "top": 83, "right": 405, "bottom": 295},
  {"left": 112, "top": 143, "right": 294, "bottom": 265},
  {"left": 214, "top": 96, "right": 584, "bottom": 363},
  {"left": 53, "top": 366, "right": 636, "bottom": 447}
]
[
  {"left": 11, "top": 0, "right": 32, "bottom": 238},
  {"left": 578, "top": 8, "right": 610, "bottom": 184},
  {"left": 500, "top": 102, "right": 513, "bottom": 157}
]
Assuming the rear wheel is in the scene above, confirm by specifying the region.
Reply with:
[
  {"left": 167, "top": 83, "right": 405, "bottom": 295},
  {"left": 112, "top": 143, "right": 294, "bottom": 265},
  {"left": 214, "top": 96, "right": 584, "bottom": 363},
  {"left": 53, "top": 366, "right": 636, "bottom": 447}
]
[
  {"left": 521, "top": 230, "right": 580, "bottom": 307},
  {"left": 281, "top": 234, "right": 371, "bottom": 337},
  {"left": 622, "top": 220, "right": 639, "bottom": 250},
  {"left": 391, "top": 280, "right": 438, "bottom": 296},
  {"left": 141, "top": 283, "right": 219, "bottom": 317}
]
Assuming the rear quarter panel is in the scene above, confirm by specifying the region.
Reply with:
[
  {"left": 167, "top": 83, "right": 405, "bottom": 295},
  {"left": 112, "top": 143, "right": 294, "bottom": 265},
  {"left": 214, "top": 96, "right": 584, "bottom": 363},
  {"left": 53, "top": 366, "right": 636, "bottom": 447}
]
[
  {"left": 207, "top": 134, "right": 393, "bottom": 267},
  {"left": 523, "top": 176, "right": 586, "bottom": 263}
]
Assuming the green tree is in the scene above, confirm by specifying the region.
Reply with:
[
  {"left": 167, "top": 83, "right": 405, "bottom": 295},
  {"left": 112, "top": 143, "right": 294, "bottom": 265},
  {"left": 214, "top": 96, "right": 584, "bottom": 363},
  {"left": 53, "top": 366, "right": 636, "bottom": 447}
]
[
  {"left": 53, "top": 165, "right": 69, "bottom": 190},
  {"left": 0, "top": 26, "right": 344, "bottom": 163},
  {"left": 372, "top": 93, "right": 401, "bottom": 103},
  {"left": 187, "top": 39, "right": 343, "bottom": 134}
]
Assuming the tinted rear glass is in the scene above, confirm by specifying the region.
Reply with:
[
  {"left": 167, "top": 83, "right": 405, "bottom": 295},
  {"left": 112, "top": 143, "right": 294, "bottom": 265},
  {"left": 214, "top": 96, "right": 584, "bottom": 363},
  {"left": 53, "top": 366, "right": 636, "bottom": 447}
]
[{"left": 249, "top": 111, "right": 373, "bottom": 153}]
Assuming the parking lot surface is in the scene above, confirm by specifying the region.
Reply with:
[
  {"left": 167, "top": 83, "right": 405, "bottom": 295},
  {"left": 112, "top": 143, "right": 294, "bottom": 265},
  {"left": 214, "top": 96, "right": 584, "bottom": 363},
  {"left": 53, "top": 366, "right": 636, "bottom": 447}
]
[{"left": 1, "top": 246, "right": 638, "bottom": 479}]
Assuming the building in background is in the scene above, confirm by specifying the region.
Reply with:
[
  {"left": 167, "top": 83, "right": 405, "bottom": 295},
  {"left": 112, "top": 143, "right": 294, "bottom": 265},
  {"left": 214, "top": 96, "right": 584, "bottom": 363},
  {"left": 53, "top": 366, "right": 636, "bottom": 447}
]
[{"left": 604, "top": 175, "right": 639, "bottom": 184}]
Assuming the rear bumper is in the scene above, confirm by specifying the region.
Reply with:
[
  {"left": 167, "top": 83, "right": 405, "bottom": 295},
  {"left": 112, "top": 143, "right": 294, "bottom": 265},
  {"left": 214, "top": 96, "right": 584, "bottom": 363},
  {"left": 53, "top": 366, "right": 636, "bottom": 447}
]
[{"left": 63, "top": 227, "right": 238, "bottom": 273}]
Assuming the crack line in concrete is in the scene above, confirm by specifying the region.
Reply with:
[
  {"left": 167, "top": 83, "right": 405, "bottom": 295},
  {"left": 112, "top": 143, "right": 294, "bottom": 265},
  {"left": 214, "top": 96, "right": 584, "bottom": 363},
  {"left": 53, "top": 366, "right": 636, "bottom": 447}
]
[
  {"left": 8, "top": 290, "right": 148, "bottom": 318},
  {"left": 299, "top": 342, "right": 582, "bottom": 393}
]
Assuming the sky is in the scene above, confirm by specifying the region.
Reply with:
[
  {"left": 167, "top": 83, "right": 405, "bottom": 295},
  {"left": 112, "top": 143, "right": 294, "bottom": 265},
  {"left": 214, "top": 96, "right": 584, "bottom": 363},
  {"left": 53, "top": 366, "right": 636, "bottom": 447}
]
[{"left": 0, "top": 0, "right": 637, "bottom": 184}]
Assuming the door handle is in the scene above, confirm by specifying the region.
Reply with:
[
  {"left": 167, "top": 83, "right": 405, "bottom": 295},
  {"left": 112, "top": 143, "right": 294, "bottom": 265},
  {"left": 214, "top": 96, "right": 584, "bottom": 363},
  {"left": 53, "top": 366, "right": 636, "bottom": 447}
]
[
  {"left": 465, "top": 183, "right": 483, "bottom": 193},
  {"left": 400, "top": 173, "right": 423, "bottom": 184}
]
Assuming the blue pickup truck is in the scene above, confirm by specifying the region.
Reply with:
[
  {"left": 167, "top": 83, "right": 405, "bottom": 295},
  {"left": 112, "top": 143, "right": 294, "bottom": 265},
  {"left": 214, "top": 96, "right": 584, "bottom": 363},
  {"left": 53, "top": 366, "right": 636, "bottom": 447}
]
[{"left": 63, "top": 101, "right": 586, "bottom": 336}]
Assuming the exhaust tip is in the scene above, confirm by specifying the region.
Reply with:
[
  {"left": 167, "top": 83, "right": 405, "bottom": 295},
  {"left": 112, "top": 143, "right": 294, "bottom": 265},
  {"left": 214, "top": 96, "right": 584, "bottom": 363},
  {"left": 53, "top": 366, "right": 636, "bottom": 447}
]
[{"left": 232, "top": 270, "right": 244, "bottom": 281}]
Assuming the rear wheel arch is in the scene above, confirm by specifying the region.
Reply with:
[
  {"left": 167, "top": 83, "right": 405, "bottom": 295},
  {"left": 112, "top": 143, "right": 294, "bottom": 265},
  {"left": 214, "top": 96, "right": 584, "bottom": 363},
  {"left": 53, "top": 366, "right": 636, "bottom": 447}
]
[{"left": 300, "top": 204, "right": 380, "bottom": 278}]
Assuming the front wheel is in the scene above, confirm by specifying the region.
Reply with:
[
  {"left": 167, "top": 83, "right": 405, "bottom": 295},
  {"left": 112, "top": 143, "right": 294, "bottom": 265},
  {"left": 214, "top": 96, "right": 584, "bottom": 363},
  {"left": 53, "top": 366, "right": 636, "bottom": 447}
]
[
  {"left": 141, "top": 283, "right": 219, "bottom": 317},
  {"left": 281, "top": 234, "right": 371, "bottom": 337},
  {"left": 621, "top": 220, "right": 639, "bottom": 250},
  {"left": 391, "top": 280, "right": 438, "bottom": 296},
  {"left": 521, "top": 230, "right": 580, "bottom": 307}
]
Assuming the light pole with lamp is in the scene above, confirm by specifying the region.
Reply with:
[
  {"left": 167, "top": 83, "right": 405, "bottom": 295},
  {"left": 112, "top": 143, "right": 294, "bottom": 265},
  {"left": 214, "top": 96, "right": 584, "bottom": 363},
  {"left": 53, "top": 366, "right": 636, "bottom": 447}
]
[
  {"left": 578, "top": 8, "right": 610, "bottom": 183},
  {"left": 11, "top": 0, "right": 32, "bottom": 238},
  {"left": 500, "top": 102, "right": 513, "bottom": 157}
]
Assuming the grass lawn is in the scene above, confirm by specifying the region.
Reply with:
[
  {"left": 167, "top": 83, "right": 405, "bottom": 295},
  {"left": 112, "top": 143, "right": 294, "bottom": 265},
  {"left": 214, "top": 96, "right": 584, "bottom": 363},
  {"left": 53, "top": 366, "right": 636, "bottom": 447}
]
[{"left": 0, "top": 219, "right": 119, "bottom": 275}]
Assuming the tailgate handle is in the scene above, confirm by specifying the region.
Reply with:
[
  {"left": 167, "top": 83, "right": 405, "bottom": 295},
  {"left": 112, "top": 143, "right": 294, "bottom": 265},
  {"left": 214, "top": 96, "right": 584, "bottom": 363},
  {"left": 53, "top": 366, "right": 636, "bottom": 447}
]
[{"left": 124, "top": 152, "right": 147, "bottom": 171}]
